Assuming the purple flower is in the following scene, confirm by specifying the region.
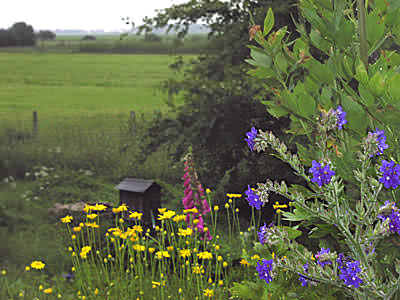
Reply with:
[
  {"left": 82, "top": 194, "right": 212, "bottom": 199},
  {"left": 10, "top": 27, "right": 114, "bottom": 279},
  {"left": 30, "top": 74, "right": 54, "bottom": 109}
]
[
  {"left": 309, "top": 160, "right": 335, "bottom": 187},
  {"left": 256, "top": 259, "right": 274, "bottom": 284},
  {"left": 245, "top": 127, "right": 258, "bottom": 152},
  {"left": 388, "top": 210, "right": 400, "bottom": 235},
  {"left": 379, "top": 160, "right": 400, "bottom": 189},
  {"left": 258, "top": 223, "right": 268, "bottom": 244},
  {"left": 377, "top": 202, "right": 400, "bottom": 235},
  {"left": 315, "top": 248, "right": 332, "bottom": 268},
  {"left": 245, "top": 185, "right": 263, "bottom": 210},
  {"left": 337, "top": 256, "right": 363, "bottom": 288},
  {"left": 298, "top": 263, "right": 309, "bottom": 287},
  {"left": 371, "top": 128, "right": 388, "bottom": 156},
  {"left": 333, "top": 106, "right": 347, "bottom": 130}
]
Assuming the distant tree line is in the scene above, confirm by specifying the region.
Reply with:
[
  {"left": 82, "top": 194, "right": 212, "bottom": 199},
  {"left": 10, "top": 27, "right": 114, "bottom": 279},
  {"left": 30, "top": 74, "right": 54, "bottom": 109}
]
[{"left": 0, "top": 22, "right": 56, "bottom": 47}]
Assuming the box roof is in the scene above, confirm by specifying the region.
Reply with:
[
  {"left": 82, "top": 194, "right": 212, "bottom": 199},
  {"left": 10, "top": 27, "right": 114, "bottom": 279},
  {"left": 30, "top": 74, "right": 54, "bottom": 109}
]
[{"left": 115, "top": 178, "right": 156, "bottom": 193}]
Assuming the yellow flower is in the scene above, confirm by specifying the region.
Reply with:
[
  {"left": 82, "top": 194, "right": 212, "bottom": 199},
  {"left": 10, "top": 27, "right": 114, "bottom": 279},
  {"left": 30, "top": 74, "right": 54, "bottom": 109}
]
[
  {"left": 158, "top": 208, "right": 167, "bottom": 213},
  {"left": 178, "top": 227, "right": 193, "bottom": 237},
  {"left": 119, "top": 218, "right": 124, "bottom": 224},
  {"left": 203, "top": 227, "right": 208, "bottom": 232},
  {"left": 178, "top": 288, "right": 183, "bottom": 293},
  {"left": 206, "top": 188, "right": 211, "bottom": 194},
  {"left": 228, "top": 199, "right": 233, "bottom": 203},
  {"left": 133, "top": 244, "right": 146, "bottom": 252},
  {"left": 93, "top": 203, "right": 107, "bottom": 211},
  {"left": 152, "top": 281, "right": 161, "bottom": 288},
  {"left": 19, "top": 291, "right": 24, "bottom": 297},
  {"left": 25, "top": 266, "right": 30, "bottom": 271},
  {"left": 251, "top": 254, "right": 260, "bottom": 261},
  {"left": 85, "top": 222, "right": 99, "bottom": 228},
  {"left": 226, "top": 193, "right": 242, "bottom": 198},
  {"left": 235, "top": 208, "right": 239, "bottom": 213},
  {"left": 203, "top": 288, "right": 214, "bottom": 297},
  {"left": 80, "top": 246, "right": 91, "bottom": 259},
  {"left": 225, "top": 203, "right": 229, "bottom": 209},
  {"left": 71, "top": 234, "right": 76, "bottom": 240},
  {"left": 39, "top": 285, "right": 43, "bottom": 291},
  {"left": 57, "top": 293, "right": 62, "bottom": 298},
  {"left": 61, "top": 215, "right": 73, "bottom": 223},
  {"left": 223, "top": 261, "right": 228, "bottom": 268},
  {"left": 183, "top": 207, "right": 198, "bottom": 214},
  {"left": 155, "top": 251, "right": 170, "bottom": 259},
  {"left": 240, "top": 259, "right": 250, "bottom": 267},
  {"left": 112, "top": 204, "right": 128, "bottom": 214},
  {"left": 218, "top": 280, "right": 223, "bottom": 286},
  {"left": 192, "top": 265, "right": 205, "bottom": 274},
  {"left": 193, "top": 219, "right": 199, "bottom": 225},
  {"left": 94, "top": 288, "right": 99, "bottom": 296},
  {"left": 148, "top": 247, "right": 155, "bottom": 254},
  {"left": 167, "top": 246, "right": 174, "bottom": 252},
  {"left": 86, "top": 213, "right": 98, "bottom": 220},
  {"left": 208, "top": 277, "right": 213, "bottom": 283},
  {"left": 83, "top": 204, "right": 95, "bottom": 213},
  {"left": 158, "top": 210, "right": 176, "bottom": 220},
  {"left": 197, "top": 251, "right": 212, "bottom": 260},
  {"left": 214, "top": 205, "right": 219, "bottom": 211},
  {"left": 179, "top": 249, "right": 191, "bottom": 258},
  {"left": 217, "top": 255, "right": 223, "bottom": 261},
  {"left": 43, "top": 288, "right": 52, "bottom": 294},
  {"left": 72, "top": 266, "right": 76, "bottom": 272},
  {"left": 273, "top": 204, "right": 288, "bottom": 209},
  {"left": 73, "top": 226, "right": 81, "bottom": 232},
  {"left": 31, "top": 261, "right": 45, "bottom": 270},
  {"left": 172, "top": 214, "right": 186, "bottom": 222},
  {"left": 1, "top": 270, "right": 6, "bottom": 275},
  {"left": 215, "top": 245, "right": 220, "bottom": 251},
  {"left": 272, "top": 252, "right": 275, "bottom": 259},
  {"left": 72, "top": 251, "right": 76, "bottom": 257},
  {"left": 129, "top": 211, "right": 143, "bottom": 220},
  {"left": 132, "top": 225, "right": 143, "bottom": 233}
]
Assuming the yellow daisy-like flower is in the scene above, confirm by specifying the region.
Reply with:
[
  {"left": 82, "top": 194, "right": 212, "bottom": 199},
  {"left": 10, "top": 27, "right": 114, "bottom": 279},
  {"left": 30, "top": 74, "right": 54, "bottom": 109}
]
[
  {"left": 167, "top": 246, "right": 174, "bottom": 252},
  {"left": 157, "top": 210, "right": 176, "bottom": 220},
  {"left": 178, "top": 288, "right": 183, "bottom": 294},
  {"left": 197, "top": 251, "right": 212, "bottom": 260},
  {"left": 223, "top": 261, "right": 228, "bottom": 268},
  {"left": 132, "top": 225, "right": 143, "bottom": 233},
  {"left": 203, "top": 288, "right": 214, "bottom": 297},
  {"left": 73, "top": 226, "right": 81, "bottom": 232},
  {"left": 158, "top": 208, "right": 167, "bottom": 213},
  {"left": 1, "top": 270, "right": 6, "bottom": 275},
  {"left": 218, "top": 280, "right": 223, "bottom": 286},
  {"left": 133, "top": 244, "right": 146, "bottom": 252},
  {"left": 155, "top": 251, "right": 170, "bottom": 259},
  {"left": 129, "top": 211, "right": 143, "bottom": 220},
  {"left": 112, "top": 204, "right": 128, "bottom": 214},
  {"left": 31, "top": 261, "right": 45, "bottom": 270},
  {"left": 93, "top": 203, "right": 107, "bottom": 211},
  {"left": 217, "top": 255, "right": 223, "bottom": 262},
  {"left": 214, "top": 205, "right": 219, "bottom": 211},
  {"left": 148, "top": 247, "right": 155, "bottom": 254},
  {"left": 240, "top": 259, "right": 250, "bottom": 267},
  {"left": 172, "top": 214, "right": 186, "bottom": 222},
  {"left": 80, "top": 246, "right": 91, "bottom": 259},
  {"left": 179, "top": 249, "right": 191, "bottom": 258},
  {"left": 61, "top": 215, "right": 73, "bottom": 223},
  {"left": 206, "top": 188, "right": 211, "bottom": 194},
  {"left": 251, "top": 254, "right": 260, "bottom": 260},
  {"left": 152, "top": 281, "right": 161, "bottom": 288},
  {"left": 19, "top": 291, "right": 24, "bottom": 297},
  {"left": 94, "top": 288, "right": 99, "bottom": 296},
  {"left": 215, "top": 245, "right": 220, "bottom": 251},
  {"left": 25, "top": 266, "right": 30, "bottom": 271},
  {"left": 57, "top": 293, "right": 62, "bottom": 298},
  {"left": 192, "top": 265, "right": 205, "bottom": 274},
  {"left": 39, "top": 285, "right": 43, "bottom": 291},
  {"left": 226, "top": 193, "right": 242, "bottom": 198},
  {"left": 224, "top": 203, "right": 229, "bottom": 209},
  {"left": 183, "top": 207, "right": 198, "bottom": 214},
  {"left": 178, "top": 227, "right": 193, "bottom": 237},
  {"left": 43, "top": 288, "right": 52, "bottom": 294},
  {"left": 85, "top": 222, "right": 99, "bottom": 229},
  {"left": 83, "top": 204, "right": 95, "bottom": 213},
  {"left": 86, "top": 213, "right": 98, "bottom": 220}
]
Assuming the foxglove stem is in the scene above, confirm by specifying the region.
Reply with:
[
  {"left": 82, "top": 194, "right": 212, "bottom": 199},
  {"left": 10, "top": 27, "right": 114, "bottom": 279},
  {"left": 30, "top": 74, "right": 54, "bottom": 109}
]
[{"left": 357, "top": 0, "right": 368, "bottom": 70}]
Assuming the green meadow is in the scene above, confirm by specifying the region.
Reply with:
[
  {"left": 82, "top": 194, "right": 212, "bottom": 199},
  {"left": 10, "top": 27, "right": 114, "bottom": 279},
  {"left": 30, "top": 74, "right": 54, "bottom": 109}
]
[{"left": 0, "top": 52, "right": 192, "bottom": 132}]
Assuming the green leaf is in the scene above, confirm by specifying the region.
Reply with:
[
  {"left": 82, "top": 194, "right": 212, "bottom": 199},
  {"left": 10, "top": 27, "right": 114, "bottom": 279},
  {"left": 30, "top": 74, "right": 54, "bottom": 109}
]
[
  {"left": 387, "top": 73, "right": 400, "bottom": 106},
  {"left": 231, "top": 281, "right": 265, "bottom": 300},
  {"left": 309, "top": 224, "right": 337, "bottom": 238},
  {"left": 264, "top": 8, "right": 275, "bottom": 36},
  {"left": 305, "top": 59, "right": 334, "bottom": 85},
  {"left": 283, "top": 226, "right": 302, "bottom": 239},
  {"left": 247, "top": 67, "right": 275, "bottom": 79},
  {"left": 282, "top": 207, "right": 311, "bottom": 222},
  {"left": 341, "top": 95, "right": 367, "bottom": 135},
  {"left": 246, "top": 47, "right": 272, "bottom": 68},
  {"left": 359, "top": 86, "right": 375, "bottom": 107},
  {"left": 366, "top": 9, "right": 385, "bottom": 48},
  {"left": 368, "top": 71, "right": 385, "bottom": 97},
  {"left": 274, "top": 52, "right": 288, "bottom": 73},
  {"left": 265, "top": 102, "right": 289, "bottom": 118}
]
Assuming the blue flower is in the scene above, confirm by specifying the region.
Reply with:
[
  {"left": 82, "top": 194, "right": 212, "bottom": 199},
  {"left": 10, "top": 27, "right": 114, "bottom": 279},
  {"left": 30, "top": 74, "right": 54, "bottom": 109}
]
[
  {"left": 315, "top": 248, "right": 332, "bottom": 268},
  {"left": 309, "top": 160, "right": 335, "bottom": 187},
  {"left": 367, "top": 128, "right": 388, "bottom": 157},
  {"left": 256, "top": 259, "right": 274, "bottom": 284},
  {"left": 333, "top": 105, "right": 347, "bottom": 130},
  {"left": 244, "top": 127, "right": 258, "bottom": 152},
  {"left": 379, "top": 160, "right": 400, "bottom": 189},
  {"left": 245, "top": 185, "right": 263, "bottom": 210},
  {"left": 298, "top": 263, "right": 309, "bottom": 287},
  {"left": 388, "top": 210, "right": 400, "bottom": 235},
  {"left": 337, "top": 255, "right": 363, "bottom": 288}
]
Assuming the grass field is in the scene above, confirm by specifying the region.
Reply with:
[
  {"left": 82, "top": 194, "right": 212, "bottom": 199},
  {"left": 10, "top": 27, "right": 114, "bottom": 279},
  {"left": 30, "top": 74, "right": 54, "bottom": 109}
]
[{"left": 0, "top": 52, "right": 193, "bottom": 132}]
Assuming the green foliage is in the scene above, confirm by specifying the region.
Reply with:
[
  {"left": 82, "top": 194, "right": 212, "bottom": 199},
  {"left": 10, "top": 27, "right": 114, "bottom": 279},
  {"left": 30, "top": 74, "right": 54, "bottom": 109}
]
[{"left": 0, "top": 22, "right": 35, "bottom": 47}]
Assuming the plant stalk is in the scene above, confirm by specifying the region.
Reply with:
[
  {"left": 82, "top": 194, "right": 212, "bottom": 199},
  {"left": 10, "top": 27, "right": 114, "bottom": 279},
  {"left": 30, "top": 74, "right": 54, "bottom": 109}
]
[{"left": 357, "top": 0, "right": 368, "bottom": 71}]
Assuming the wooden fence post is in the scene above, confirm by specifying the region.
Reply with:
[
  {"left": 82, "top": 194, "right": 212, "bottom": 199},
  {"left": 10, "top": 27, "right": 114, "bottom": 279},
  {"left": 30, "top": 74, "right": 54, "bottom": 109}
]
[
  {"left": 32, "top": 111, "right": 38, "bottom": 136},
  {"left": 130, "top": 111, "right": 136, "bottom": 136}
]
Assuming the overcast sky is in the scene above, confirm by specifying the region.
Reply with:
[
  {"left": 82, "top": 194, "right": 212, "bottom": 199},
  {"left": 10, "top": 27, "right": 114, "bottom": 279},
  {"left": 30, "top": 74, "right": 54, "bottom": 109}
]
[{"left": 0, "top": 0, "right": 191, "bottom": 31}]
